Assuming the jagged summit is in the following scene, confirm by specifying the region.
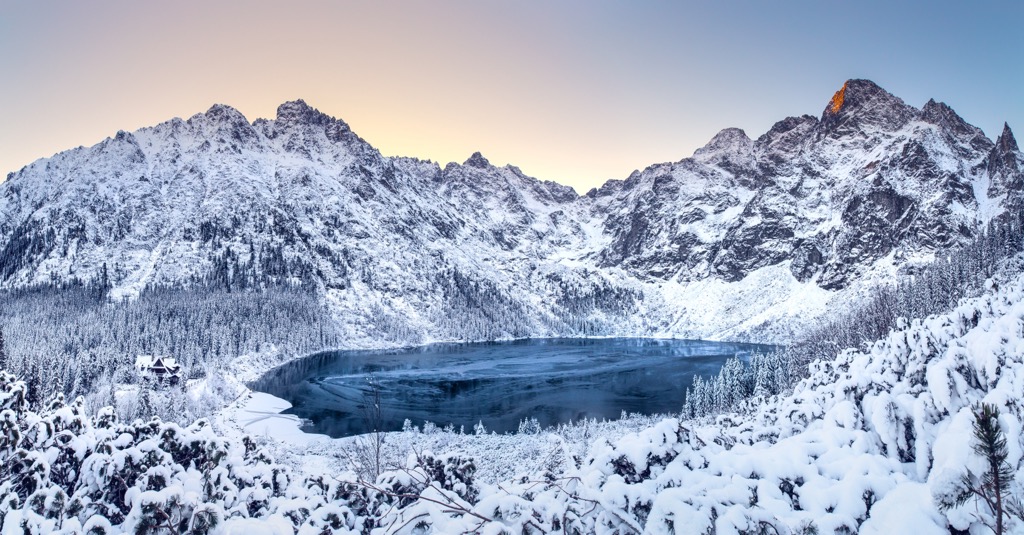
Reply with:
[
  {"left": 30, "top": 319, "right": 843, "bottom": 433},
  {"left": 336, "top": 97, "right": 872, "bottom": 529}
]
[
  {"left": 464, "top": 151, "right": 491, "bottom": 168},
  {"left": 922, "top": 99, "right": 968, "bottom": 130},
  {"left": 819, "top": 79, "right": 915, "bottom": 135},
  {"left": 920, "top": 99, "right": 994, "bottom": 153},
  {"left": 826, "top": 81, "right": 849, "bottom": 114},
  {"left": 692, "top": 127, "right": 755, "bottom": 178},
  {"left": 986, "top": 122, "right": 1023, "bottom": 199},
  {"left": 0, "top": 82, "right": 1021, "bottom": 342},
  {"left": 822, "top": 79, "right": 898, "bottom": 114},
  {"left": 203, "top": 103, "right": 248, "bottom": 121},
  {"left": 693, "top": 128, "right": 751, "bottom": 156},
  {"left": 275, "top": 99, "right": 336, "bottom": 127},
  {"left": 187, "top": 103, "right": 251, "bottom": 128},
  {"left": 997, "top": 122, "right": 1018, "bottom": 152},
  {"left": 185, "top": 103, "right": 258, "bottom": 144}
]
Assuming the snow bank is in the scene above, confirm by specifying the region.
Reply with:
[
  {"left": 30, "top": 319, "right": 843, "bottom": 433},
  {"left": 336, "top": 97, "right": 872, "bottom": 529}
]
[
  {"left": 6, "top": 266, "right": 1024, "bottom": 533},
  {"left": 219, "top": 392, "right": 329, "bottom": 447}
]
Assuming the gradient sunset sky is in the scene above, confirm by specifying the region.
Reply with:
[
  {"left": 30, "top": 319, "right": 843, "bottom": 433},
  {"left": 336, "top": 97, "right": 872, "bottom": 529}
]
[{"left": 2, "top": 1, "right": 1021, "bottom": 192}]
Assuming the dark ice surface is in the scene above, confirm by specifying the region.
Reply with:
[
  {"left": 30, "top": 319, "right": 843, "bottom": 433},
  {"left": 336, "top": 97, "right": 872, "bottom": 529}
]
[{"left": 251, "top": 338, "right": 775, "bottom": 437}]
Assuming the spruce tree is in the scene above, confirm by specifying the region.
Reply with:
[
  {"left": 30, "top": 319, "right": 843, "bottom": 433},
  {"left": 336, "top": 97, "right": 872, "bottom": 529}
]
[
  {"left": 0, "top": 326, "right": 7, "bottom": 371},
  {"left": 25, "top": 364, "right": 42, "bottom": 410},
  {"left": 139, "top": 388, "right": 154, "bottom": 420},
  {"left": 948, "top": 403, "right": 1022, "bottom": 534}
]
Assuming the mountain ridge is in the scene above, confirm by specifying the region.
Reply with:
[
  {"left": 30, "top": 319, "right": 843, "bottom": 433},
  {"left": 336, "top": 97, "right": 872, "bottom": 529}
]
[{"left": 1, "top": 80, "right": 1021, "bottom": 344}]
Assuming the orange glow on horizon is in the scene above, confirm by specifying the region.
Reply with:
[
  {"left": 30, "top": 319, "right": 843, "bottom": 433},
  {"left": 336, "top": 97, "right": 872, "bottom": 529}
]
[{"left": 2, "top": 2, "right": 1019, "bottom": 192}]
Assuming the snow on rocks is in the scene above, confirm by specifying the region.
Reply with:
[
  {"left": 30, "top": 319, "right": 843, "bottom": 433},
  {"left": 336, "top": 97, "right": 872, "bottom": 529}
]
[
  {"left": 4, "top": 81, "right": 1021, "bottom": 361},
  {"left": 4, "top": 268, "right": 1024, "bottom": 533},
  {"left": 527, "top": 267, "right": 1024, "bottom": 533}
]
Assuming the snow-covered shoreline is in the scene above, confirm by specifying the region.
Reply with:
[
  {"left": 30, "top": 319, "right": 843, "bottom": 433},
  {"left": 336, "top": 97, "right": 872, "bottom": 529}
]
[
  {"left": 220, "top": 265, "right": 1024, "bottom": 532},
  {"left": 5, "top": 256, "right": 1024, "bottom": 533},
  {"left": 218, "top": 391, "right": 330, "bottom": 447}
]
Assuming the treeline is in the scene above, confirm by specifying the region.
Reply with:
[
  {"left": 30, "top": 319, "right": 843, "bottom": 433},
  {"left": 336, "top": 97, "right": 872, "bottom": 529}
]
[
  {"left": 429, "top": 267, "right": 541, "bottom": 341},
  {"left": 0, "top": 279, "right": 342, "bottom": 422},
  {"left": 0, "top": 251, "right": 652, "bottom": 424},
  {"left": 682, "top": 352, "right": 789, "bottom": 419},
  {"left": 681, "top": 210, "right": 1024, "bottom": 421},
  {"left": 785, "top": 210, "right": 1024, "bottom": 378}
]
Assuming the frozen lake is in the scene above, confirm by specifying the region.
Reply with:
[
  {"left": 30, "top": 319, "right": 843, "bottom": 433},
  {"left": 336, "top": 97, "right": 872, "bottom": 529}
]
[{"left": 251, "top": 338, "right": 774, "bottom": 437}]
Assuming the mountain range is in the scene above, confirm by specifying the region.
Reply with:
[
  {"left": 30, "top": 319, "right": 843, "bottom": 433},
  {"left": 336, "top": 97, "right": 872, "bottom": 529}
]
[{"left": 1, "top": 79, "right": 1021, "bottom": 344}]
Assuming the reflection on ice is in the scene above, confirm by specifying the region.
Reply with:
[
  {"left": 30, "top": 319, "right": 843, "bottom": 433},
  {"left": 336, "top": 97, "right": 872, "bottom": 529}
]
[{"left": 251, "top": 338, "right": 774, "bottom": 437}]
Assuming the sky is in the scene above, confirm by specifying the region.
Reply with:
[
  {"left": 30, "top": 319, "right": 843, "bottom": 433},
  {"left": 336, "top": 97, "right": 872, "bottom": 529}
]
[{"left": 1, "top": 1, "right": 1021, "bottom": 192}]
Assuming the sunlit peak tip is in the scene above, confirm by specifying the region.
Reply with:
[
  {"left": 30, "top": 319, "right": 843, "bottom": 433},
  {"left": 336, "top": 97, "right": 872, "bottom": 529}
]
[{"left": 828, "top": 82, "right": 849, "bottom": 115}]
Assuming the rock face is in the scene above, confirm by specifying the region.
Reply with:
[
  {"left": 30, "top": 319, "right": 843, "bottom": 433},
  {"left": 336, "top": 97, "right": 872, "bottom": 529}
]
[
  {"left": 0, "top": 81, "right": 1021, "bottom": 343},
  {"left": 591, "top": 79, "right": 1022, "bottom": 290}
]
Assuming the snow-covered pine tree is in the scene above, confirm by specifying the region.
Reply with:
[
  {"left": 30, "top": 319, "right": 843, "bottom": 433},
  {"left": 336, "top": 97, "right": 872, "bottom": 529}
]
[
  {"left": 693, "top": 375, "right": 712, "bottom": 417},
  {"left": 946, "top": 403, "right": 1024, "bottom": 534},
  {"left": 684, "top": 375, "right": 702, "bottom": 418},
  {"left": 752, "top": 352, "right": 788, "bottom": 398},
  {"left": 138, "top": 388, "right": 154, "bottom": 421},
  {"left": 720, "top": 356, "right": 746, "bottom": 409},
  {"left": 682, "top": 386, "right": 694, "bottom": 418},
  {"left": 24, "top": 364, "right": 41, "bottom": 410},
  {"left": 0, "top": 326, "right": 6, "bottom": 371}
]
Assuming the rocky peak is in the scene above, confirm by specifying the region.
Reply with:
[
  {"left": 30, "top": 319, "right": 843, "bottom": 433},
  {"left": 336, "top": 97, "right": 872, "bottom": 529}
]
[
  {"left": 693, "top": 128, "right": 752, "bottom": 159},
  {"left": 922, "top": 99, "right": 971, "bottom": 136},
  {"left": 464, "top": 152, "right": 491, "bottom": 168},
  {"left": 692, "top": 128, "right": 755, "bottom": 178},
  {"left": 921, "top": 98, "right": 950, "bottom": 119},
  {"left": 275, "top": 99, "right": 336, "bottom": 128},
  {"left": 986, "top": 122, "right": 1024, "bottom": 206},
  {"left": 922, "top": 99, "right": 993, "bottom": 153},
  {"left": 271, "top": 100, "right": 360, "bottom": 147},
  {"left": 826, "top": 81, "right": 849, "bottom": 115},
  {"left": 755, "top": 115, "right": 816, "bottom": 150},
  {"left": 203, "top": 104, "right": 249, "bottom": 124},
  {"left": 995, "top": 123, "right": 1019, "bottom": 153},
  {"left": 821, "top": 79, "right": 901, "bottom": 116},
  {"left": 186, "top": 104, "right": 257, "bottom": 144},
  {"left": 187, "top": 104, "right": 250, "bottom": 128},
  {"left": 112, "top": 130, "right": 136, "bottom": 143},
  {"left": 987, "top": 123, "right": 1022, "bottom": 182},
  {"left": 101, "top": 130, "right": 144, "bottom": 162},
  {"left": 819, "top": 79, "right": 915, "bottom": 136}
]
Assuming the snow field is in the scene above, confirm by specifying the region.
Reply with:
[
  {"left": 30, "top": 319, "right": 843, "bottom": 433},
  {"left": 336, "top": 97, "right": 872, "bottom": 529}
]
[{"left": 186, "top": 266, "right": 1024, "bottom": 533}]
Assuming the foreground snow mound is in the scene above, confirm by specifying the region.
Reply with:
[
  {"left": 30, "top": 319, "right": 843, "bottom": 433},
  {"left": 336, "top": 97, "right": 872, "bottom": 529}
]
[
  {"left": 2, "top": 271, "right": 1024, "bottom": 533},
  {"left": 0, "top": 376, "right": 294, "bottom": 534},
  {"left": 557, "top": 273, "right": 1024, "bottom": 533}
]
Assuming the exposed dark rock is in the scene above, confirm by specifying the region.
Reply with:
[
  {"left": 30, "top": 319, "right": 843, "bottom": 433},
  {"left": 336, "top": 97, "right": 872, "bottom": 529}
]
[
  {"left": 464, "top": 152, "right": 491, "bottom": 168},
  {"left": 1, "top": 80, "right": 1021, "bottom": 327}
]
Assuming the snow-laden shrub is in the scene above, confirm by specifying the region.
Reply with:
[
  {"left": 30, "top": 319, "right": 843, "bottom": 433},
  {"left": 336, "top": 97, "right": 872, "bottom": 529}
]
[
  {"left": 0, "top": 374, "right": 290, "bottom": 534},
  {"left": 4, "top": 262, "right": 1024, "bottom": 533}
]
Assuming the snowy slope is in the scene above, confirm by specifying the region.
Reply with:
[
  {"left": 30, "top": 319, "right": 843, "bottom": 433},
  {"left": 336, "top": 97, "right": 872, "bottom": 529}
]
[
  {"left": 316, "top": 257, "right": 1024, "bottom": 533},
  {"left": 0, "top": 81, "right": 1021, "bottom": 344},
  {"left": 5, "top": 257, "right": 1024, "bottom": 534},
  {"left": 525, "top": 260, "right": 1024, "bottom": 533}
]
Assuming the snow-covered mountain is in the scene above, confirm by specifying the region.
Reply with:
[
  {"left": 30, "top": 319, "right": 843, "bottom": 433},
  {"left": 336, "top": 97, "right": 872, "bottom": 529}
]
[
  {"left": 1, "top": 80, "right": 1021, "bottom": 343},
  {"left": 591, "top": 80, "right": 1020, "bottom": 289}
]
